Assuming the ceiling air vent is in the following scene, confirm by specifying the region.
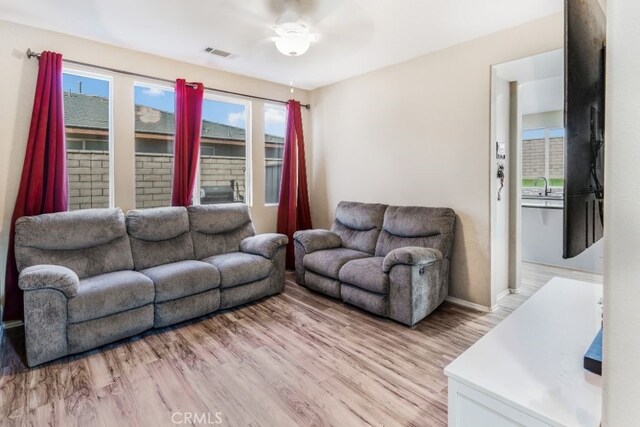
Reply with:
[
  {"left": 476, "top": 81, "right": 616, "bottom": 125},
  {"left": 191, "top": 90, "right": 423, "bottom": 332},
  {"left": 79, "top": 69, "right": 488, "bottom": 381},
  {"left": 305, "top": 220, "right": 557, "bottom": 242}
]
[{"left": 204, "top": 47, "right": 233, "bottom": 58}]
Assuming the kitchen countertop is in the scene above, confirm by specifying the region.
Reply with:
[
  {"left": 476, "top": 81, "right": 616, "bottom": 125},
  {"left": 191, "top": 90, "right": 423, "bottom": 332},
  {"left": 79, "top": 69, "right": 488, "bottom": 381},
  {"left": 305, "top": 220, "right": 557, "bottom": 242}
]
[{"left": 521, "top": 195, "right": 564, "bottom": 210}]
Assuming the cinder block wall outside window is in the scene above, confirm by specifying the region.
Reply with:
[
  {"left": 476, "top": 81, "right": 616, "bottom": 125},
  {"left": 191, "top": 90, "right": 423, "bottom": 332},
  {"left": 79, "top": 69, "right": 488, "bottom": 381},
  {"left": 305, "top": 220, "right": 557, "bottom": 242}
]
[
  {"left": 522, "top": 139, "right": 546, "bottom": 180},
  {"left": 67, "top": 151, "right": 256, "bottom": 209},
  {"left": 67, "top": 150, "right": 110, "bottom": 210},
  {"left": 521, "top": 136, "right": 564, "bottom": 185}
]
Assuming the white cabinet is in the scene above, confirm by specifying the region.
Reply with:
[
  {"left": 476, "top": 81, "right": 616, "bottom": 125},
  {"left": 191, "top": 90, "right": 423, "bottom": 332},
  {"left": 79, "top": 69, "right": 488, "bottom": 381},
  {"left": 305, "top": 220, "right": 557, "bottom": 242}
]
[
  {"left": 445, "top": 278, "right": 603, "bottom": 427},
  {"left": 521, "top": 206, "right": 604, "bottom": 273}
]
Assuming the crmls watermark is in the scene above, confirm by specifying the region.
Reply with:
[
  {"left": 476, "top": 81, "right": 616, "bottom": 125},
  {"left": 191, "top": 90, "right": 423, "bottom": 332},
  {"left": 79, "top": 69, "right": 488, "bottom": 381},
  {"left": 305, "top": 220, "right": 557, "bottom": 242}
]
[{"left": 171, "top": 412, "right": 224, "bottom": 425}]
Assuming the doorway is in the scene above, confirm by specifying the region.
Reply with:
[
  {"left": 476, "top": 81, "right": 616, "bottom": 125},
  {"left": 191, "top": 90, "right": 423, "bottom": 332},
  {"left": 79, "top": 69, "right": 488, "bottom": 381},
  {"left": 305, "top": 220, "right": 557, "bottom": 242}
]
[{"left": 489, "top": 49, "right": 603, "bottom": 308}]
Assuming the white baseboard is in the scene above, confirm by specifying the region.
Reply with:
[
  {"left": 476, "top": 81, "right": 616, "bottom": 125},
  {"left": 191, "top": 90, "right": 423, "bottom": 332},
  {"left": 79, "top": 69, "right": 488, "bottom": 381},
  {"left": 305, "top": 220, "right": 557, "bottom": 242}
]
[
  {"left": 446, "top": 296, "right": 497, "bottom": 313},
  {"left": 509, "top": 287, "right": 523, "bottom": 294},
  {"left": 496, "top": 289, "right": 511, "bottom": 301},
  {"left": 523, "top": 260, "right": 603, "bottom": 275},
  {"left": 1, "top": 320, "right": 23, "bottom": 330}
]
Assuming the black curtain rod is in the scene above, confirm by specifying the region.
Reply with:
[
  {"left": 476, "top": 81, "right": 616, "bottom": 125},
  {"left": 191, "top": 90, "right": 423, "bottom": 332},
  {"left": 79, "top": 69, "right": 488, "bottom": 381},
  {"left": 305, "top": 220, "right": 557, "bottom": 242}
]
[{"left": 26, "top": 49, "right": 310, "bottom": 110}]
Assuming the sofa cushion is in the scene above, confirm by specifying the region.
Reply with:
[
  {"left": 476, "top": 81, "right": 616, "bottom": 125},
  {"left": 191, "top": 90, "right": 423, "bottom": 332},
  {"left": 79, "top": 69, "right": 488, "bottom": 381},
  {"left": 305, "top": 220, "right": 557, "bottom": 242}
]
[
  {"left": 126, "top": 206, "right": 190, "bottom": 241},
  {"left": 68, "top": 271, "right": 155, "bottom": 324},
  {"left": 220, "top": 276, "right": 273, "bottom": 309},
  {"left": 188, "top": 203, "right": 253, "bottom": 234},
  {"left": 14, "top": 208, "right": 134, "bottom": 278},
  {"left": 15, "top": 208, "right": 126, "bottom": 250},
  {"left": 339, "top": 257, "right": 389, "bottom": 294},
  {"left": 202, "top": 252, "right": 272, "bottom": 288},
  {"left": 140, "top": 260, "right": 220, "bottom": 303},
  {"left": 68, "top": 305, "right": 154, "bottom": 354},
  {"left": 303, "top": 248, "right": 370, "bottom": 279},
  {"left": 19, "top": 265, "right": 80, "bottom": 298},
  {"left": 126, "top": 207, "right": 195, "bottom": 270},
  {"left": 154, "top": 289, "right": 221, "bottom": 328},
  {"left": 240, "top": 233, "right": 289, "bottom": 259},
  {"left": 188, "top": 204, "right": 256, "bottom": 259}
]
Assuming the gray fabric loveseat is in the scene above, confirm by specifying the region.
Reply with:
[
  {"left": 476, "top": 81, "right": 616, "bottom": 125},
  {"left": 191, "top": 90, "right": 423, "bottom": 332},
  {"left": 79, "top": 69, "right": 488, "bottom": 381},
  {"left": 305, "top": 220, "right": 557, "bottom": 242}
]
[
  {"left": 14, "top": 204, "right": 287, "bottom": 366},
  {"left": 294, "top": 201, "right": 455, "bottom": 326}
]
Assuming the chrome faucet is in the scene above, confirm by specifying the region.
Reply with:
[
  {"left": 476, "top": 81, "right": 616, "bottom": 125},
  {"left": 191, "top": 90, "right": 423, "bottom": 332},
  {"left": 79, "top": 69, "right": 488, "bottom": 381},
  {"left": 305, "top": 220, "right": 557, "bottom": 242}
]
[{"left": 534, "top": 177, "right": 550, "bottom": 196}]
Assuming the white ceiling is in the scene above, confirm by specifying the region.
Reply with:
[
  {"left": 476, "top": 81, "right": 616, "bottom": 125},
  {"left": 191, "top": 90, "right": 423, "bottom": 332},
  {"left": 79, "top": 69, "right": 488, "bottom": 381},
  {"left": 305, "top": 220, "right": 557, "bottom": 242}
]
[
  {"left": 0, "top": 0, "right": 563, "bottom": 90},
  {"left": 494, "top": 49, "right": 564, "bottom": 84},
  {"left": 520, "top": 76, "right": 564, "bottom": 115},
  {"left": 494, "top": 48, "right": 564, "bottom": 115}
]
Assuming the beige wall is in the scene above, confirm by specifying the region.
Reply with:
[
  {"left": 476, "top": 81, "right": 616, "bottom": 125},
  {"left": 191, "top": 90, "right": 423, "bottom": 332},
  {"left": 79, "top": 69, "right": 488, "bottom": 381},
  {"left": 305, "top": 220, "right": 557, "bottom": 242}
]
[
  {"left": 0, "top": 20, "right": 310, "bottom": 313},
  {"left": 603, "top": 0, "right": 640, "bottom": 423},
  {"left": 309, "top": 13, "right": 563, "bottom": 308}
]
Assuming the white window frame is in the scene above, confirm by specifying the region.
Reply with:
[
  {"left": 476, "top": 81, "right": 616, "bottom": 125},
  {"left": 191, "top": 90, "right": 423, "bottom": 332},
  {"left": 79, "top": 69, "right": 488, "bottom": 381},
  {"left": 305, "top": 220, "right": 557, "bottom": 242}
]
[
  {"left": 194, "top": 92, "right": 252, "bottom": 206},
  {"left": 263, "top": 103, "right": 287, "bottom": 207},
  {"left": 63, "top": 67, "right": 115, "bottom": 209}
]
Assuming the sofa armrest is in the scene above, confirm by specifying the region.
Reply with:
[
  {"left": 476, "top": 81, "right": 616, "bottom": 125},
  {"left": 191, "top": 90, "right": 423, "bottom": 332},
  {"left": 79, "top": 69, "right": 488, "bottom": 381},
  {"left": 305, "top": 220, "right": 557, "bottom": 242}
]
[
  {"left": 240, "top": 233, "right": 289, "bottom": 259},
  {"left": 19, "top": 265, "right": 79, "bottom": 298},
  {"left": 293, "top": 229, "right": 342, "bottom": 254},
  {"left": 382, "top": 247, "right": 443, "bottom": 273}
]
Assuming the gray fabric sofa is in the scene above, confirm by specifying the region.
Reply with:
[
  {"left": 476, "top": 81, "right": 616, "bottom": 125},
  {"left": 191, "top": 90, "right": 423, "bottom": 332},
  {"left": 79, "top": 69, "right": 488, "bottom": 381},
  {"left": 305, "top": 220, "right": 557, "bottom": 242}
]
[
  {"left": 14, "top": 204, "right": 287, "bottom": 367},
  {"left": 294, "top": 201, "right": 455, "bottom": 326}
]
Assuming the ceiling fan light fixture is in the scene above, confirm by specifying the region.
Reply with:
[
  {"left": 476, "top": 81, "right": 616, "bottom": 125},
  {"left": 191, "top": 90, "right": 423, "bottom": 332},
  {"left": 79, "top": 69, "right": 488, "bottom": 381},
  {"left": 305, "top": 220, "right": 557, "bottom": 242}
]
[
  {"left": 275, "top": 35, "right": 311, "bottom": 56},
  {"left": 273, "top": 20, "right": 313, "bottom": 56}
]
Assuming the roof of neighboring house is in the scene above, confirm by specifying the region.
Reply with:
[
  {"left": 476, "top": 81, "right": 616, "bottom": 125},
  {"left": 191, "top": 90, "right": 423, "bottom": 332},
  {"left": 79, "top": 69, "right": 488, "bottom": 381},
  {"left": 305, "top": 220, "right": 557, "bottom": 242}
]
[{"left": 63, "top": 92, "right": 284, "bottom": 144}]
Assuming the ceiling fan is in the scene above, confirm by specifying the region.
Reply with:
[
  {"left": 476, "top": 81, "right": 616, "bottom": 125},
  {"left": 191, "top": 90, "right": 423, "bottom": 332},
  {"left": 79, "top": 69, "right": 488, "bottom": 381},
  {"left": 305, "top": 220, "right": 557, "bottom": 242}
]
[
  {"left": 272, "top": 1, "right": 319, "bottom": 57},
  {"left": 216, "top": 0, "right": 373, "bottom": 59}
]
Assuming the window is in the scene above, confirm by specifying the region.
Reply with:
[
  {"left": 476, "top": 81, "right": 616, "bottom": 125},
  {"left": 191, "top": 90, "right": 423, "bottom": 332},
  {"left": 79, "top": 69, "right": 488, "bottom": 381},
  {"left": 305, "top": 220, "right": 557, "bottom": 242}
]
[
  {"left": 522, "top": 127, "right": 565, "bottom": 190},
  {"left": 63, "top": 71, "right": 113, "bottom": 210},
  {"left": 134, "top": 83, "right": 175, "bottom": 208},
  {"left": 197, "top": 95, "right": 250, "bottom": 205},
  {"left": 264, "top": 104, "right": 286, "bottom": 204}
]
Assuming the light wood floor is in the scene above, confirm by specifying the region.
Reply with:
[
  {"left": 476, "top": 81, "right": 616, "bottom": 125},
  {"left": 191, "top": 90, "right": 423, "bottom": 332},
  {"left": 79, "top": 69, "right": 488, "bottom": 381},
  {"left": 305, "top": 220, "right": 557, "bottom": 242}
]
[
  {"left": 0, "top": 264, "right": 602, "bottom": 427},
  {"left": 499, "top": 262, "right": 603, "bottom": 312}
]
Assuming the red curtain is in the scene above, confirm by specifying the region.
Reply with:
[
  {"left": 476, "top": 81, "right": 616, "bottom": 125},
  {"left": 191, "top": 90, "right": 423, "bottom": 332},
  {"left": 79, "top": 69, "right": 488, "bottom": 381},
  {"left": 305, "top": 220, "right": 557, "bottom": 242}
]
[
  {"left": 277, "top": 100, "right": 312, "bottom": 268},
  {"left": 171, "top": 79, "right": 204, "bottom": 206},
  {"left": 3, "top": 51, "right": 68, "bottom": 322}
]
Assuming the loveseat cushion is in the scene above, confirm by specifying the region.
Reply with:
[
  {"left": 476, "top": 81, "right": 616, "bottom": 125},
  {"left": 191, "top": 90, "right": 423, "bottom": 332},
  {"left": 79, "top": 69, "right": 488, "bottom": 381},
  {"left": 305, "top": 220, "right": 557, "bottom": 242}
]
[
  {"left": 339, "top": 257, "right": 389, "bottom": 294},
  {"left": 293, "top": 229, "right": 342, "bottom": 254},
  {"left": 68, "top": 271, "right": 155, "bottom": 324},
  {"left": 303, "top": 248, "right": 370, "bottom": 279},
  {"left": 140, "top": 260, "right": 220, "bottom": 303},
  {"left": 331, "top": 202, "right": 387, "bottom": 255},
  {"left": 382, "top": 247, "right": 442, "bottom": 273},
  {"left": 202, "top": 252, "right": 272, "bottom": 288},
  {"left": 375, "top": 206, "right": 456, "bottom": 258}
]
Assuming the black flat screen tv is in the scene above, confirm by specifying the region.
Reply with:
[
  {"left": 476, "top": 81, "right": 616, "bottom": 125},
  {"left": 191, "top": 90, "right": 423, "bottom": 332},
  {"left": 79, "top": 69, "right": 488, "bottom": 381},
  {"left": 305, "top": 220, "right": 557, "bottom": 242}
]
[{"left": 563, "top": 0, "right": 606, "bottom": 259}]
